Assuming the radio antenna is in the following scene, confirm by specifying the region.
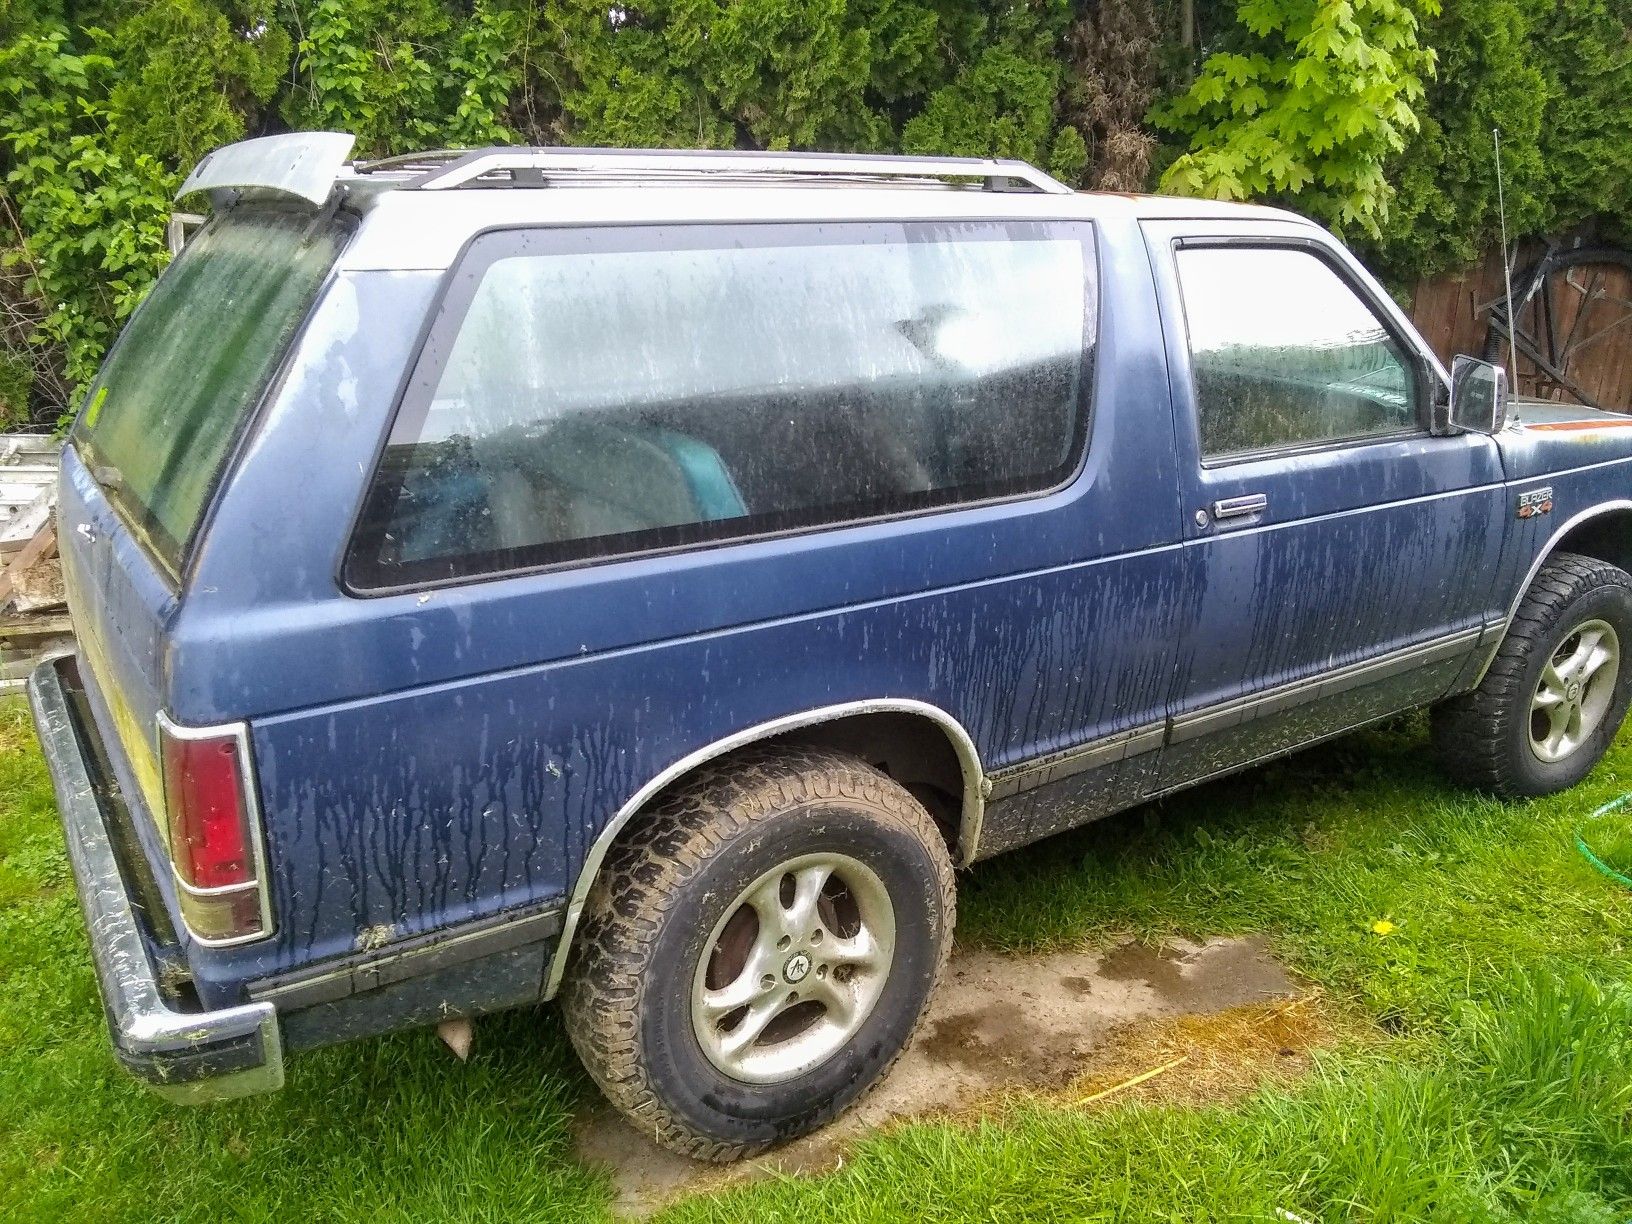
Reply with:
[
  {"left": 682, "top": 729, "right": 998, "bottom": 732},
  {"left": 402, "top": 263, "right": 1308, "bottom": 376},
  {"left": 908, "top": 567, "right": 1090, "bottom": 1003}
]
[{"left": 1493, "top": 127, "right": 1518, "bottom": 385}]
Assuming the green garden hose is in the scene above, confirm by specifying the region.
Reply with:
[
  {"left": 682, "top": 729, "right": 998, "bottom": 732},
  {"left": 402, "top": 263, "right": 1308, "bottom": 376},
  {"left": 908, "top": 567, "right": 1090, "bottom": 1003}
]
[{"left": 1575, "top": 792, "right": 1632, "bottom": 891}]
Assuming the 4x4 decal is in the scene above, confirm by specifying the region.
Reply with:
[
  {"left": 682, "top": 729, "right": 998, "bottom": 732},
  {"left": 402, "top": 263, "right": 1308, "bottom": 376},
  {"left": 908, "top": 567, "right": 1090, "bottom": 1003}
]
[{"left": 1518, "top": 487, "right": 1554, "bottom": 519}]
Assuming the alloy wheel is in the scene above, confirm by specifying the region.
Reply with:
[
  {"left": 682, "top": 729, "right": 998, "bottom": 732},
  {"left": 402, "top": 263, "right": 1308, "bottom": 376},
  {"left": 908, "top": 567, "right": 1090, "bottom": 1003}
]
[
  {"left": 1530, "top": 617, "right": 1621, "bottom": 762},
  {"left": 690, "top": 852, "right": 896, "bottom": 1084}
]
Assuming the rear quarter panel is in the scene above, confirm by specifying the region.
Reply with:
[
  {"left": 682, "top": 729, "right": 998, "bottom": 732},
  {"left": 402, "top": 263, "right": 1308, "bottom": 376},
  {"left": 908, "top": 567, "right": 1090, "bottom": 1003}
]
[{"left": 170, "top": 215, "right": 1190, "bottom": 1006}]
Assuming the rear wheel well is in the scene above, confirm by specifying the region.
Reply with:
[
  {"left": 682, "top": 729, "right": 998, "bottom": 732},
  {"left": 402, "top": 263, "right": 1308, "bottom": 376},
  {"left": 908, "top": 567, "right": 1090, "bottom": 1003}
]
[
  {"left": 622, "top": 711, "right": 975, "bottom": 864},
  {"left": 545, "top": 707, "right": 979, "bottom": 1000},
  {"left": 760, "top": 712, "right": 968, "bottom": 853}
]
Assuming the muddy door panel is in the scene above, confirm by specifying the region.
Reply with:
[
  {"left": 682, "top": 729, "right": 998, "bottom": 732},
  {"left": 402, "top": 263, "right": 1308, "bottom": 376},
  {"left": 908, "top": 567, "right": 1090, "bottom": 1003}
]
[{"left": 1143, "top": 220, "right": 1509, "bottom": 789}]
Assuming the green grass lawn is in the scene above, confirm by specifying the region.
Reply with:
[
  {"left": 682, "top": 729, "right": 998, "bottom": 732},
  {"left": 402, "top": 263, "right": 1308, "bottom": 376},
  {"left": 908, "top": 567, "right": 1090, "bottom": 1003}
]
[{"left": 3, "top": 698, "right": 1631, "bottom": 1222}]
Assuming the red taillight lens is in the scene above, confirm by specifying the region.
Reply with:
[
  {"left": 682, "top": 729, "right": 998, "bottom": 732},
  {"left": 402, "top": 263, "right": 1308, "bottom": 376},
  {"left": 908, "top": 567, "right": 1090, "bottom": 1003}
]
[
  {"left": 159, "top": 719, "right": 268, "bottom": 941},
  {"left": 162, "top": 731, "right": 251, "bottom": 888}
]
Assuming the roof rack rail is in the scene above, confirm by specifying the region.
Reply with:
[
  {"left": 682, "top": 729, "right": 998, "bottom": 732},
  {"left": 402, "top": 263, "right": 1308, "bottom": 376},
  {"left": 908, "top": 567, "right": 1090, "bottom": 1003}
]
[
  {"left": 369, "top": 147, "right": 1073, "bottom": 196},
  {"left": 352, "top": 148, "right": 466, "bottom": 171}
]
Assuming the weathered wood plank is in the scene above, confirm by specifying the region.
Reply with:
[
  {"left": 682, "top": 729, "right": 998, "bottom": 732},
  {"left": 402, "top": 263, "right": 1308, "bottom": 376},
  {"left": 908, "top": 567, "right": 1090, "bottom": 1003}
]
[{"left": 0, "top": 525, "right": 55, "bottom": 607}]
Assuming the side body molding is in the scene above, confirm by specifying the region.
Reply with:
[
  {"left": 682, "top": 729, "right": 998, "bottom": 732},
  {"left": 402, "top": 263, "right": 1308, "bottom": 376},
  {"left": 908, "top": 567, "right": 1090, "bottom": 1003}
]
[{"left": 540, "top": 698, "right": 986, "bottom": 1000}]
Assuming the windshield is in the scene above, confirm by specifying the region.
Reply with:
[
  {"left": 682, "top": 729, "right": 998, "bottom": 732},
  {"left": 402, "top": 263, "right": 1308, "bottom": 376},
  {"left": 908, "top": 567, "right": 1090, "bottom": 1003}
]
[{"left": 72, "top": 206, "right": 348, "bottom": 576}]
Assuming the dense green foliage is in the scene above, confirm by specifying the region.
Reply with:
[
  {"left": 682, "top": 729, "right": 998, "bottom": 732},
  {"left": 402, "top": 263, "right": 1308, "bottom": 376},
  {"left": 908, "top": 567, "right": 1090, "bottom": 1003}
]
[
  {"left": 1364, "top": 0, "right": 1632, "bottom": 281},
  {"left": 1153, "top": 0, "right": 1440, "bottom": 237},
  {"left": 0, "top": 0, "right": 1629, "bottom": 425}
]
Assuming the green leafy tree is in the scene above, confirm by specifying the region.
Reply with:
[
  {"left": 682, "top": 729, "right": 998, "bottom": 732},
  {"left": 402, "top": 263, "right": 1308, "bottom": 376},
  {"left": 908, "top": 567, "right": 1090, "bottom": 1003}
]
[
  {"left": 699, "top": 0, "right": 880, "bottom": 149},
  {"left": 900, "top": 0, "right": 1080, "bottom": 176},
  {"left": 104, "top": 0, "right": 289, "bottom": 169},
  {"left": 902, "top": 44, "right": 1060, "bottom": 162},
  {"left": 1532, "top": 0, "right": 1632, "bottom": 240},
  {"left": 0, "top": 26, "right": 173, "bottom": 399},
  {"left": 443, "top": 1, "right": 526, "bottom": 148},
  {"left": 2, "top": 0, "right": 1631, "bottom": 426},
  {"left": 540, "top": 2, "right": 735, "bottom": 149},
  {"left": 851, "top": 0, "right": 946, "bottom": 108},
  {"left": 545, "top": 0, "right": 889, "bottom": 151},
  {"left": 1363, "top": 0, "right": 1545, "bottom": 281},
  {"left": 1153, "top": 0, "right": 1439, "bottom": 236},
  {"left": 1368, "top": 0, "right": 1632, "bottom": 282},
  {"left": 283, "top": 0, "right": 518, "bottom": 156}
]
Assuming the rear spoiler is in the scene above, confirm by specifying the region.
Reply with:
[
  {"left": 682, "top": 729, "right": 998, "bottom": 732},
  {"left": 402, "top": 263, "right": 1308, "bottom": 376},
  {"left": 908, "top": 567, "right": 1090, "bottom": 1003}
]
[{"left": 176, "top": 131, "right": 356, "bottom": 209}]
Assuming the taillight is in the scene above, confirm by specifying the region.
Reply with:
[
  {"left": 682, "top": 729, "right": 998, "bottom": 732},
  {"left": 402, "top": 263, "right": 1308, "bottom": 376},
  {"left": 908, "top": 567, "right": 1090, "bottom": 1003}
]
[{"left": 159, "top": 715, "right": 271, "bottom": 943}]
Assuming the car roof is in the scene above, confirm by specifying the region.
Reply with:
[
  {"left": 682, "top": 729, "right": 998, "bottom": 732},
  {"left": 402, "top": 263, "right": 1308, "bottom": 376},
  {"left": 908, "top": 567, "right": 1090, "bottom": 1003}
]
[
  {"left": 335, "top": 182, "right": 1312, "bottom": 272},
  {"left": 178, "top": 134, "right": 1313, "bottom": 271}
]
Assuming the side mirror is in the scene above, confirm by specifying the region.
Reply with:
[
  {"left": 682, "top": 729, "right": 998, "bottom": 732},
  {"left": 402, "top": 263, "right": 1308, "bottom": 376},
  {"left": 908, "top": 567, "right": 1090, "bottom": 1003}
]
[{"left": 1445, "top": 355, "right": 1511, "bottom": 435}]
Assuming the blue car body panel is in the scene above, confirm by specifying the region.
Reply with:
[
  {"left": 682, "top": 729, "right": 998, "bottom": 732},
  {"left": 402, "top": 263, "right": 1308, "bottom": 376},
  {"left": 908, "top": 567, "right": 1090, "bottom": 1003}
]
[{"left": 1139, "top": 219, "right": 1514, "bottom": 783}]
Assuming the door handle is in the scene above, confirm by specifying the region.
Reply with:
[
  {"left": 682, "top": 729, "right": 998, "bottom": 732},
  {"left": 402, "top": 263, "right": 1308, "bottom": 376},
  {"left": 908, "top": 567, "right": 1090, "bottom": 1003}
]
[{"left": 1212, "top": 493, "right": 1268, "bottom": 521}]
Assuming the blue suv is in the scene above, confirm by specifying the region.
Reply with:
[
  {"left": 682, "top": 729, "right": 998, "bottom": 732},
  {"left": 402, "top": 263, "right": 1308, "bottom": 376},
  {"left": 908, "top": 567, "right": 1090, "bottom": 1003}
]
[{"left": 31, "top": 132, "right": 1632, "bottom": 1160}]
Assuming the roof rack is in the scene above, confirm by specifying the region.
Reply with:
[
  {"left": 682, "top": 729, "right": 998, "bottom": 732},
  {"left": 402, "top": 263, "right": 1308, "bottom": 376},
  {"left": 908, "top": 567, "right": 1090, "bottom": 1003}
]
[
  {"left": 352, "top": 146, "right": 1074, "bottom": 196},
  {"left": 175, "top": 134, "right": 1075, "bottom": 209}
]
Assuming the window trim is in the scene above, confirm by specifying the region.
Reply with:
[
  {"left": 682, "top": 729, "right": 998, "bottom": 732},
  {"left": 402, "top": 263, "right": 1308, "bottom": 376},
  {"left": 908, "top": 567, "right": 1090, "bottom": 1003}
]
[
  {"left": 1171, "top": 235, "right": 1435, "bottom": 469},
  {"left": 341, "top": 218, "right": 1101, "bottom": 597}
]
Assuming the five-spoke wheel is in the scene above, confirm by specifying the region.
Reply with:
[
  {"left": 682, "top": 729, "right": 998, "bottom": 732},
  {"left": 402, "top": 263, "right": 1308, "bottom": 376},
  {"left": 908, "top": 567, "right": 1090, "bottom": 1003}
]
[
  {"left": 1529, "top": 618, "right": 1620, "bottom": 762},
  {"left": 692, "top": 853, "right": 895, "bottom": 1084},
  {"left": 1435, "top": 552, "right": 1632, "bottom": 796}
]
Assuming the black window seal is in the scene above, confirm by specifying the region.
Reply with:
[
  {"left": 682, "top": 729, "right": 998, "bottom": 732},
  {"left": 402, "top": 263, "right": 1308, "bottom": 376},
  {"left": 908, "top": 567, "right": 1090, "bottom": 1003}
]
[
  {"left": 1170, "top": 234, "right": 1438, "bottom": 470},
  {"left": 338, "top": 217, "right": 1102, "bottom": 598}
]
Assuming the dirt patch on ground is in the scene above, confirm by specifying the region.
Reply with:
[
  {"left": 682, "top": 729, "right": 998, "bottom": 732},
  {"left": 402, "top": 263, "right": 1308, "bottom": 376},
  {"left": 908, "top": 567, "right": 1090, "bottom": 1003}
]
[
  {"left": 577, "top": 935, "right": 1331, "bottom": 1216},
  {"left": 1057, "top": 991, "right": 1340, "bottom": 1112}
]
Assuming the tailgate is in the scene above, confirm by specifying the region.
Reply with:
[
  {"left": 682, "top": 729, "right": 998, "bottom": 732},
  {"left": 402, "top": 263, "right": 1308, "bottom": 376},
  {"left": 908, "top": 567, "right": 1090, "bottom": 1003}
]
[
  {"left": 57, "top": 444, "right": 175, "bottom": 839},
  {"left": 55, "top": 203, "right": 351, "bottom": 842}
]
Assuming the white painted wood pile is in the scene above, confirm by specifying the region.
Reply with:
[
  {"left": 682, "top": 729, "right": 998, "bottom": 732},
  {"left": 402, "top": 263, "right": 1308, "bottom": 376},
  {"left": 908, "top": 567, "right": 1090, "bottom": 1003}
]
[{"left": 0, "top": 434, "right": 69, "bottom": 688}]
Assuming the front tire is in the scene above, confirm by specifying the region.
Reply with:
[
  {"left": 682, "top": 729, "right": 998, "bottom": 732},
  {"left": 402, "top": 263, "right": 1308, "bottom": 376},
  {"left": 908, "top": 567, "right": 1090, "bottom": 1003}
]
[
  {"left": 561, "top": 745, "right": 955, "bottom": 1161},
  {"left": 1433, "top": 552, "right": 1632, "bottom": 796}
]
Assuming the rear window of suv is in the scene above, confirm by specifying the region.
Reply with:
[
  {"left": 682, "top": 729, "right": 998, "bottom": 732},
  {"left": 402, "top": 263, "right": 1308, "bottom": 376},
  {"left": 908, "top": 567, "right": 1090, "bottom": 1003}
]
[
  {"left": 73, "top": 206, "right": 349, "bottom": 577},
  {"left": 347, "top": 220, "right": 1096, "bottom": 590}
]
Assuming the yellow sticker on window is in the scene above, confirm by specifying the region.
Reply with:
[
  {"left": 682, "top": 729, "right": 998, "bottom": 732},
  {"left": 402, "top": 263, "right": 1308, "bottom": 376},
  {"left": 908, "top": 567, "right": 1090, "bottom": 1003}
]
[{"left": 83, "top": 385, "right": 108, "bottom": 429}]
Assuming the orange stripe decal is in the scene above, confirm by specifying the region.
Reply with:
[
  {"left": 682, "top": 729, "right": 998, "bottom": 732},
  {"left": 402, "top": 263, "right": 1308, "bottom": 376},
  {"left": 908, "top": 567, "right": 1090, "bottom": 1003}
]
[{"left": 1528, "top": 418, "right": 1632, "bottom": 431}]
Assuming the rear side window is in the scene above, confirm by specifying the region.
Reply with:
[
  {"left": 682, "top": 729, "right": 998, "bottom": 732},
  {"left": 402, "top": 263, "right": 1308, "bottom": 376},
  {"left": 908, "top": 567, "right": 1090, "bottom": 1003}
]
[
  {"left": 72, "top": 207, "right": 348, "bottom": 576},
  {"left": 346, "top": 221, "right": 1095, "bottom": 590},
  {"left": 1176, "top": 244, "right": 1418, "bottom": 460}
]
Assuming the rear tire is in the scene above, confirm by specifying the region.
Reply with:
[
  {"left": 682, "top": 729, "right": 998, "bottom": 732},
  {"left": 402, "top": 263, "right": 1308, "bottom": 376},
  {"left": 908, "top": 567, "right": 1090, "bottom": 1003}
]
[
  {"left": 561, "top": 745, "right": 955, "bottom": 1162},
  {"left": 1433, "top": 552, "right": 1632, "bottom": 796}
]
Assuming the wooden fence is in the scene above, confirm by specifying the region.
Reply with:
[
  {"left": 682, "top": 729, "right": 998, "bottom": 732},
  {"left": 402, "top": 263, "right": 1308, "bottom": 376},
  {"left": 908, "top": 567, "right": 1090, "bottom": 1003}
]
[{"left": 1408, "top": 240, "right": 1632, "bottom": 411}]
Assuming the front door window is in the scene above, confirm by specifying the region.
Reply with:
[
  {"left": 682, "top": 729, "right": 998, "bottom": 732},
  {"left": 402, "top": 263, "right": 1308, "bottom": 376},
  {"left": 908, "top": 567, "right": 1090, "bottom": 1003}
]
[{"left": 1176, "top": 245, "right": 1417, "bottom": 460}]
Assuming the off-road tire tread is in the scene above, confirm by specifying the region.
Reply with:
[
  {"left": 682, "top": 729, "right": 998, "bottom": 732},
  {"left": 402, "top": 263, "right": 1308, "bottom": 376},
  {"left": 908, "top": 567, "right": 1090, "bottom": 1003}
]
[
  {"left": 1432, "top": 551, "right": 1632, "bottom": 796},
  {"left": 560, "top": 744, "right": 956, "bottom": 1162}
]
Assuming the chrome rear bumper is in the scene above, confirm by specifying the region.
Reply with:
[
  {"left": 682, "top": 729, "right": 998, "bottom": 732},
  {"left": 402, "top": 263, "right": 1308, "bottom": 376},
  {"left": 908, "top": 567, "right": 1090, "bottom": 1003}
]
[{"left": 27, "top": 654, "right": 283, "bottom": 1102}]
